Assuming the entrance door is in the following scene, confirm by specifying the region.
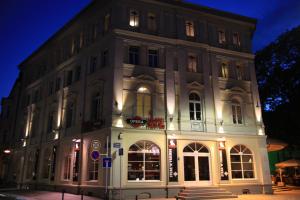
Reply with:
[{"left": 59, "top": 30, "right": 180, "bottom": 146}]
[{"left": 183, "top": 142, "right": 211, "bottom": 185}]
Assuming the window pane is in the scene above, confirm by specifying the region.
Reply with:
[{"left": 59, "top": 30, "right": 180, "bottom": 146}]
[
  {"left": 128, "top": 162, "right": 144, "bottom": 170},
  {"left": 145, "top": 153, "right": 160, "bottom": 161},
  {"left": 242, "top": 155, "right": 253, "bottom": 163},
  {"left": 190, "top": 111, "right": 195, "bottom": 120},
  {"left": 128, "top": 153, "right": 143, "bottom": 161},
  {"left": 230, "top": 155, "right": 241, "bottom": 162},
  {"left": 243, "top": 171, "right": 254, "bottom": 178},
  {"left": 243, "top": 163, "right": 253, "bottom": 170},
  {"left": 145, "top": 171, "right": 160, "bottom": 180},
  {"left": 196, "top": 112, "right": 201, "bottom": 120},
  {"left": 128, "top": 171, "right": 143, "bottom": 181},
  {"left": 232, "top": 171, "right": 242, "bottom": 179},
  {"left": 145, "top": 162, "right": 160, "bottom": 170},
  {"left": 231, "top": 163, "right": 242, "bottom": 170}
]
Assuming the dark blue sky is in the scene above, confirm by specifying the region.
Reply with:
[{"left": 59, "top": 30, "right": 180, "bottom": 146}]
[{"left": 0, "top": 0, "right": 300, "bottom": 101}]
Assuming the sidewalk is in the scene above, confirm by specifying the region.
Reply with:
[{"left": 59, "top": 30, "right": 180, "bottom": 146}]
[{"left": 1, "top": 190, "right": 300, "bottom": 200}]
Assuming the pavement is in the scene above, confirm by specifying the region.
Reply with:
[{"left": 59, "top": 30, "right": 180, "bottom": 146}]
[{"left": 1, "top": 190, "right": 300, "bottom": 200}]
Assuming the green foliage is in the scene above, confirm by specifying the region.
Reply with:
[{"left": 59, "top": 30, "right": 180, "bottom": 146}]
[{"left": 255, "top": 25, "right": 300, "bottom": 144}]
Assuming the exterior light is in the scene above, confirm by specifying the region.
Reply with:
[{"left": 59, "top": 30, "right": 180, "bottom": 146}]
[
  {"left": 72, "top": 139, "right": 81, "bottom": 143},
  {"left": 3, "top": 149, "right": 11, "bottom": 154}
]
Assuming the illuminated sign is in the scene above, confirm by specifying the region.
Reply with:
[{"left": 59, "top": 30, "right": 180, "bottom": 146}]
[
  {"left": 218, "top": 141, "right": 229, "bottom": 180},
  {"left": 126, "top": 116, "right": 165, "bottom": 129}
]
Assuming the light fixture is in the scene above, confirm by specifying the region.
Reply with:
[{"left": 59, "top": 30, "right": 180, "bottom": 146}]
[
  {"left": 72, "top": 139, "right": 81, "bottom": 143},
  {"left": 3, "top": 149, "right": 11, "bottom": 154}
]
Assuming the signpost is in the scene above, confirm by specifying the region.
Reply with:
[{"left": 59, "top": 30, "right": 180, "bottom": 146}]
[{"left": 103, "top": 157, "right": 112, "bottom": 168}]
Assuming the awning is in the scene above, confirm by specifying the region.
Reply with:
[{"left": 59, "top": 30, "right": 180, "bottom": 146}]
[
  {"left": 267, "top": 138, "right": 288, "bottom": 152},
  {"left": 275, "top": 159, "right": 300, "bottom": 168}
]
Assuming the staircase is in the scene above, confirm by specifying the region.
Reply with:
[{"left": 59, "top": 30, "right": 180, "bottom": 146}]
[
  {"left": 272, "top": 185, "right": 291, "bottom": 192},
  {"left": 176, "top": 187, "right": 238, "bottom": 200}
]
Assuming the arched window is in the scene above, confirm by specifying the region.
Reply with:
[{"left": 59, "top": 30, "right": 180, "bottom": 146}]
[
  {"left": 137, "top": 87, "right": 152, "bottom": 117},
  {"left": 128, "top": 140, "right": 160, "bottom": 181},
  {"left": 230, "top": 145, "right": 254, "bottom": 179},
  {"left": 183, "top": 142, "right": 209, "bottom": 153},
  {"left": 189, "top": 93, "right": 202, "bottom": 121},
  {"left": 232, "top": 99, "right": 243, "bottom": 124}
]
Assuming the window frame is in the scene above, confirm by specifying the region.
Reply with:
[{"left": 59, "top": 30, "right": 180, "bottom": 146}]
[
  {"left": 231, "top": 100, "right": 243, "bottom": 125},
  {"left": 218, "top": 29, "right": 226, "bottom": 44},
  {"left": 148, "top": 49, "right": 158, "bottom": 67},
  {"left": 129, "top": 9, "right": 139, "bottom": 27},
  {"left": 230, "top": 145, "right": 255, "bottom": 180},
  {"left": 188, "top": 55, "right": 197, "bottom": 72},
  {"left": 129, "top": 46, "right": 140, "bottom": 65},
  {"left": 128, "top": 140, "right": 161, "bottom": 182},
  {"left": 147, "top": 12, "right": 157, "bottom": 31},
  {"left": 185, "top": 20, "right": 195, "bottom": 37},
  {"left": 233, "top": 32, "right": 241, "bottom": 46},
  {"left": 136, "top": 87, "right": 152, "bottom": 118},
  {"left": 189, "top": 93, "right": 202, "bottom": 121}
]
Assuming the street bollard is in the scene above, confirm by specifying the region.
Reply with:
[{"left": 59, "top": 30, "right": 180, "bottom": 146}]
[
  {"left": 81, "top": 190, "right": 84, "bottom": 200},
  {"left": 62, "top": 189, "right": 65, "bottom": 200}
]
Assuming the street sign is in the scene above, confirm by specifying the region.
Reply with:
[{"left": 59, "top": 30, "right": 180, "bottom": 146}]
[
  {"left": 103, "top": 157, "right": 112, "bottom": 168},
  {"left": 113, "top": 142, "right": 121, "bottom": 148},
  {"left": 91, "top": 150, "right": 100, "bottom": 160}
]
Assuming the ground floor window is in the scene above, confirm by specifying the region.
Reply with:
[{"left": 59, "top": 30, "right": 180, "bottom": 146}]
[
  {"left": 42, "top": 148, "right": 51, "bottom": 179},
  {"left": 63, "top": 155, "right": 72, "bottom": 180},
  {"left": 88, "top": 160, "right": 99, "bottom": 181},
  {"left": 230, "top": 144, "right": 254, "bottom": 179},
  {"left": 128, "top": 140, "right": 160, "bottom": 181}
]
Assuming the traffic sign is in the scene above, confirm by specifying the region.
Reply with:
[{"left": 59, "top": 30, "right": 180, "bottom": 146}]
[
  {"left": 113, "top": 143, "right": 121, "bottom": 148},
  {"left": 103, "top": 157, "right": 112, "bottom": 168},
  {"left": 91, "top": 150, "right": 100, "bottom": 160}
]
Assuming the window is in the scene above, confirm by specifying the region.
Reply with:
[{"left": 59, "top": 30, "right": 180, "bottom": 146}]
[
  {"left": 137, "top": 87, "right": 151, "bottom": 117},
  {"left": 232, "top": 100, "right": 243, "bottom": 125},
  {"left": 221, "top": 63, "right": 229, "bottom": 78},
  {"left": 185, "top": 20, "right": 195, "bottom": 37},
  {"left": 26, "top": 95, "right": 31, "bottom": 106},
  {"left": 33, "top": 90, "right": 39, "bottom": 103},
  {"left": 48, "top": 81, "right": 54, "bottom": 96},
  {"left": 90, "top": 56, "right": 97, "bottom": 74},
  {"left": 233, "top": 32, "right": 241, "bottom": 46},
  {"left": 63, "top": 154, "right": 72, "bottom": 180},
  {"left": 75, "top": 66, "right": 81, "bottom": 81},
  {"left": 218, "top": 30, "right": 226, "bottom": 44},
  {"left": 148, "top": 49, "right": 158, "bottom": 67},
  {"left": 189, "top": 93, "right": 202, "bottom": 121},
  {"left": 66, "top": 70, "right": 73, "bottom": 86},
  {"left": 47, "top": 111, "right": 54, "bottom": 133},
  {"left": 101, "top": 50, "right": 108, "bottom": 67},
  {"left": 230, "top": 145, "right": 254, "bottom": 179},
  {"left": 26, "top": 152, "right": 35, "bottom": 180},
  {"left": 188, "top": 55, "right": 197, "bottom": 72},
  {"left": 147, "top": 13, "right": 157, "bottom": 31},
  {"left": 66, "top": 103, "right": 75, "bottom": 128},
  {"left": 104, "top": 13, "right": 110, "bottom": 32},
  {"left": 42, "top": 148, "right": 51, "bottom": 179},
  {"left": 128, "top": 140, "right": 160, "bottom": 181},
  {"left": 55, "top": 77, "right": 61, "bottom": 92},
  {"left": 236, "top": 65, "right": 243, "bottom": 80},
  {"left": 91, "top": 93, "right": 102, "bottom": 122},
  {"left": 129, "top": 46, "right": 139, "bottom": 65},
  {"left": 88, "top": 142, "right": 100, "bottom": 181},
  {"left": 129, "top": 10, "right": 139, "bottom": 27}
]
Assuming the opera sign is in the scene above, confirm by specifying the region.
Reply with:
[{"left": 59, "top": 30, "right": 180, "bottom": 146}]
[{"left": 126, "top": 116, "right": 165, "bottom": 129}]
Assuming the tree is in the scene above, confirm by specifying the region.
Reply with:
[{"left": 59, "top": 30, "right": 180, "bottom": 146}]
[{"left": 255, "top": 25, "right": 300, "bottom": 145}]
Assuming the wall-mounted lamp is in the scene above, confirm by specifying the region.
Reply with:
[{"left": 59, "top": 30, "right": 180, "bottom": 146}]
[
  {"left": 118, "top": 132, "right": 123, "bottom": 140},
  {"left": 220, "top": 120, "right": 224, "bottom": 126},
  {"left": 256, "top": 101, "right": 260, "bottom": 108}
]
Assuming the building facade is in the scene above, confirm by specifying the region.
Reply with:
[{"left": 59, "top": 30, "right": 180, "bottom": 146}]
[{"left": 0, "top": 0, "right": 272, "bottom": 199}]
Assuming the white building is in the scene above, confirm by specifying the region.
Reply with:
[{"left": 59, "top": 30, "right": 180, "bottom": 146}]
[{"left": 0, "top": 0, "right": 272, "bottom": 199}]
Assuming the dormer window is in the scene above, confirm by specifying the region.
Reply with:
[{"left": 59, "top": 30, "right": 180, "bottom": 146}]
[
  {"left": 218, "top": 30, "right": 226, "bottom": 44},
  {"left": 129, "top": 10, "right": 139, "bottom": 27},
  {"left": 233, "top": 32, "right": 241, "bottom": 46},
  {"left": 185, "top": 20, "right": 195, "bottom": 37}
]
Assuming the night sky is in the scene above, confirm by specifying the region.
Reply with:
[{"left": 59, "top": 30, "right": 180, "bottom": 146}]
[{"left": 0, "top": 0, "right": 300, "bottom": 101}]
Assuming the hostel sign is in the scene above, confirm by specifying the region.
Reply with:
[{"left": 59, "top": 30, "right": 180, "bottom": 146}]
[{"left": 126, "top": 116, "right": 165, "bottom": 129}]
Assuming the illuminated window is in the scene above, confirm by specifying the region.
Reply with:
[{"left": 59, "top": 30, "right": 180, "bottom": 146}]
[
  {"left": 232, "top": 100, "right": 243, "bottom": 125},
  {"left": 188, "top": 55, "right": 197, "bottom": 72},
  {"left": 230, "top": 145, "right": 254, "bottom": 179},
  {"left": 73, "top": 142, "right": 80, "bottom": 181},
  {"left": 148, "top": 49, "right": 158, "bottom": 67},
  {"left": 233, "top": 32, "right": 241, "bottom": 46},
  {"left": 137, "top": 87, "right": 151, "bottom": 117},
  {"left": 104, "top": 13, "right": 110, "bottom": 32},
  {"left": 189, "top": 93, "right": 202, "bottom": 121},
  {"left": 221, "top": 63, "right": 229, "bottom": 78},
  {"left": 147, "top": 13, "right": 157, "bottom": 31},
  {"left": 236, "top": 65, "right": 243, "bottom": 80},
  {"left": 185, "top": 20, "right": 195, "bottom": 37},
  {"left": 129, "top": 10, "right": 139, "bottom": 27},
  {"left": 128, "top": 140, "right": 160, "bottom": 181},
  {"left": 129, "top": 46, "right": 139, "bottom": 65},
  {"left": 218, "top": 30, "right": 226, "bottom": 44}
]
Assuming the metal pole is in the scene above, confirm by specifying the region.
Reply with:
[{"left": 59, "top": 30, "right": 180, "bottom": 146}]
[
  {"left": 120, "top": 154, "right": 122, "bottom": 200},
  {"left": 105, "top": 135, "right": 109, "bottom": 200}
]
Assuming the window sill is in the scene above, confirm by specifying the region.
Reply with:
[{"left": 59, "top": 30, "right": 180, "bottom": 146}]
[{"left": 127, "top": 180, "right": 162, "bottom": 183}]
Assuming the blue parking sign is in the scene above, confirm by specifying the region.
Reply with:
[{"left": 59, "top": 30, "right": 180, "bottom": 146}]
[{"left": 103, "top": 157, "right": 112, "bottom": 168}]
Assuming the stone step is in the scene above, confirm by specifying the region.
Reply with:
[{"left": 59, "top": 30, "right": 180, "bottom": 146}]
[
  {"left": 183, "top": 189, "right": 227, "bottom": 193},
  {"left": 177, "top": 194, "right": 238, "bottom": 200},
  {"left": 179, "top": 191, "right": 232, "bottom": 197}
]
